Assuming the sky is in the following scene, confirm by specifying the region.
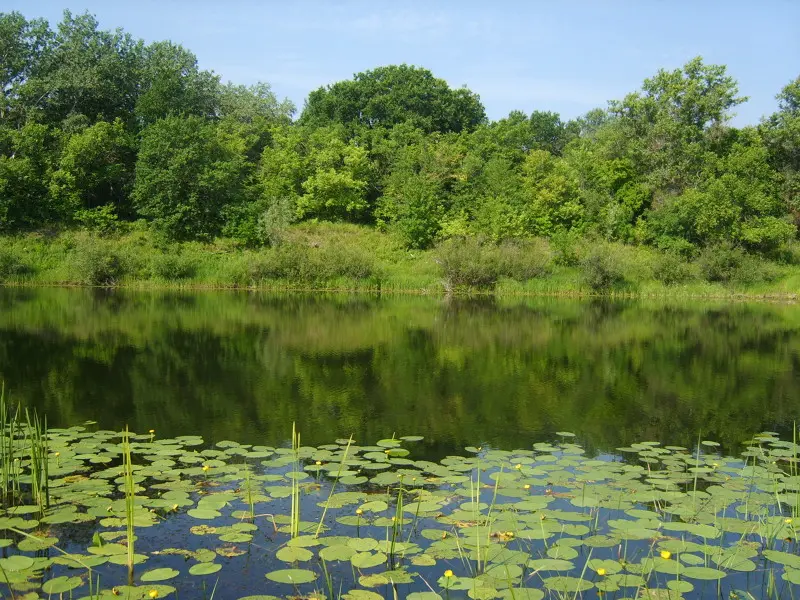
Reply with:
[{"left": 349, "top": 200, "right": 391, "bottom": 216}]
[{"left": 5, "top": 0, "right": 799, "bottom": 125}]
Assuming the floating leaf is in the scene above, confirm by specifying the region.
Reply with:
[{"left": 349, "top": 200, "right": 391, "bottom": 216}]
[
  {"left": 189, "top": 562, "right": 222, "bottom": 575},
  {"left": 266, "top": 568, "right": 318, "bottom": 584},
  {"left": 141, "top": 567, "right": 180, "bottom": 582}
]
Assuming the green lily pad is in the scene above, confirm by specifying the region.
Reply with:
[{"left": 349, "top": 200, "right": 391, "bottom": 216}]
[
  {"left": 189, "top": 562, "right": 222, "bottom": 575},
  {"left": 141, "top": 567, "right": 180, "bottom": 582},
  {"left": 266, "top": 568, "right": 318, "bottom": 584}
]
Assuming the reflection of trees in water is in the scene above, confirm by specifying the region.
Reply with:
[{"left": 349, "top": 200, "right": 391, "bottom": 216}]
[{"left": 0, "top": 288, "right": 798, "bottom": 459}]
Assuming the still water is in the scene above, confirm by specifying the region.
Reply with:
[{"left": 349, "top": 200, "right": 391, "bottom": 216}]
[{"left": 0, "top": 288, "right": 798, "bottom": 457}]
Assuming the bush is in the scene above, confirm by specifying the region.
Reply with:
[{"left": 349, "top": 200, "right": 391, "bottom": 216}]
[
  {"left": 698, "top": 243, "right": 779, "bottom": 285},
  {"left": 496, "top": 238, "right": 552, "bottom": 281},
  {"left": 0, "top": 249, "right": 32, "bottom": 281},
  {"left": 434, "top": 237, "right": 500, "bottom": 291},
  {"left": 248, "top": 241, "right": 377, "bottom": 284},
  {"left": 580, "top": 246, "right": 625, "bottom": 292},
  {"left": 653, "top": 252, "right": 695, "bottom": 285},
  {"left": 150, "top": 253, "right": 197, "bottom": 280},
  {"left": 71, "top": 240, "right": 125, "bottom": 285}
]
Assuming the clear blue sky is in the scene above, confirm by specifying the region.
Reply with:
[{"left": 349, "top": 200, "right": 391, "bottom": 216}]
[{"left": 6, "top": 0, "right": 799, "bottom": 125}]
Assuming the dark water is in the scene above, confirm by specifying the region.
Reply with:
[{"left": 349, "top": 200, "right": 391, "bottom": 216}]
[{"left": 1, "top": 287, "right": 799, "bottom": 457}]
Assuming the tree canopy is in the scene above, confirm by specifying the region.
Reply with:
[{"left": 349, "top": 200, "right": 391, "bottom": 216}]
[{"left": 0, "top": 10, "right": 797, "bottom": 259}]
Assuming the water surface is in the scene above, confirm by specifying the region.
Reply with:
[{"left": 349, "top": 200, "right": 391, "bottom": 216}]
[{"left": 0, "top": 288, "right": 798, "bottom": 457}]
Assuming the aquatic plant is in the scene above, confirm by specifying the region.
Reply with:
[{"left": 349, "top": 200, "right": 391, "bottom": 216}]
[{"left": 0, "top": 422, "right": 799, "bottom": 598}]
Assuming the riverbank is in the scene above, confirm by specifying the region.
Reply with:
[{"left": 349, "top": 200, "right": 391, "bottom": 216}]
[{"left": 2, "top": 222, "right": 800, "bottom": 299}]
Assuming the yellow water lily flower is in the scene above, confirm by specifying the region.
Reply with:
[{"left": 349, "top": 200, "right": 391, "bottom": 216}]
[
  {"left": 202, "top": 465, "right": 210, "bottom": 472},
  {"left": 660, "top": 550, "right": 672, "bottom": 560},
  {"left": 597, "top": 567, "right": 607, "bottom": 576},
  {"left": 785, "top": 517, "right": 794, "bottom": 524},
  {"left": 514, "top": 464, "right": 522, "bottom": 470},
  {"left": 355, "top": 508, "right": 363, "bottom": 516},
  {"left": 523, "top": 484, "right": 531, "bottom": 490},
  {"left": 149, "top": 591, "right": 159, "bottom": 599},
  {"left": 444, "top": 569, "right": 454, "bottom": 578}
]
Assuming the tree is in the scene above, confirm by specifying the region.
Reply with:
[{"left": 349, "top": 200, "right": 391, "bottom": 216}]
[
  {"left": 0, "top": 12, "right": 51, "bottom": 123},
  {"left": 132, "top": 116, "right": 252, "bottom": 240},
  {"left": 18, "top": 11, "right": 143, "bottom": 127},
  {"left": 135, "top": 41, "right": 219, "bottom": 125},
  {"left": 761, "top": 76, "right": 800, "bottom": 221},
  {"left": 217, "top": 82, "right": 295, "bottom": 124},
  {"left": 300, "top": 64, "right": 486, "bottom": 134},
  {"left": 609, "top": 57, "right": 747, "bottom": 193},
  {"left": 0, "top": 122, "right": 59, "bottom": 230},
  {"left": 49, "top": 118, "right": 136, "bottom": 219}
]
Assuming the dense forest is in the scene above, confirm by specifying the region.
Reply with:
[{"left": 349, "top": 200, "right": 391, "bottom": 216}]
[{"left": 1, "top": 10, "right": 799, "bottom": 291}]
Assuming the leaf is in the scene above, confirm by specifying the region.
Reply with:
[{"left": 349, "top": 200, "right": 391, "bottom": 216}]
[
  {"left": 42, "top": 576, "right": 83, "bottom": 594},
  {"left": 276, "top": 546, "right": 314, "bottom": 562},
  {"left": 141, "top": 567, "right": 180, "bottom": 581},
  {"left": 266, "top": 568, "right": 318, "bottom": 584},
  {"left": 189, "top": 562, "right": 222, "bottom": 575}
]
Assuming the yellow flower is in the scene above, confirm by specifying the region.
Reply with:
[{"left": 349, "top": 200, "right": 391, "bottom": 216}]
[
  {"left": 149, "top": 591, "right": 159, "bottom": 599},
  {"left": 444, "top": 569, "right": 454, "bottom": 578},
  {"left": 523, "top": 484, "right": 531, "bottom": 490},
  {"left": 597, "top": 567, "right": 607, "bottom": 576},
  {"left": 171, "top": 504, "right": 178, "bottom": 511},
  {"left": 149, "top": 429, "right": 155, "bottom": 434},
  {"left": 356, "top": 508, "right": 363, "bottom": 516},
  {"left": 660, "top": 550, "right": 672, "bottom": 560},
  {"left": 785, "top": 518, "right": 794, "bottom": 524},
  {"left": 202, "top": 465, "right": 210, "bottom": 472},
  {"left": 54, "top": 452, "right": 61, "bottom": 457},
  {"left": 315, "top": 460, "right": 322, "bottom": 465},
  {"left": 514, "top": 464, "right": 522, "bottom": 470}
]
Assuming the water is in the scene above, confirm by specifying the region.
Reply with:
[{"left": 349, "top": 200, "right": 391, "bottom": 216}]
[{"left": 1, "top": 287, "right": 798, "bottom": 457}]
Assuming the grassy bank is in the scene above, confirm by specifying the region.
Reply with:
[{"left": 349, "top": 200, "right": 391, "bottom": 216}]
[{"left": 1, "top": 222, "right": 800, "bottom": 298}]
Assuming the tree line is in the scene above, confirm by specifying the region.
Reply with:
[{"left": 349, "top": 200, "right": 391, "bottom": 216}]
[{"left": 1, "top": 10, "right": 798, "bottom": 259}]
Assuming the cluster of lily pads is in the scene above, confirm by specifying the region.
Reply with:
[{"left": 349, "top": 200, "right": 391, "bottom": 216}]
[{"left": 1, "top": 423, "right": 799, "bottom": 600}]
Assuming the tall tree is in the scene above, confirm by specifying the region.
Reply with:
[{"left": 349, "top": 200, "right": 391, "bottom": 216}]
[
  {"left": 0, "top": 12, "right": 51, "bottom": 123},
  {"left": 135, "top": 41, "right": 219, "bottom": 126},
  {"left": 300, "top": 64, "right": 486, "bottom": 134},
  {"left": 18, "top": 11, "right": 143, "bottom": 127},
  {"left": 132, "top": 116, "right": 252, "bottom": 240}
]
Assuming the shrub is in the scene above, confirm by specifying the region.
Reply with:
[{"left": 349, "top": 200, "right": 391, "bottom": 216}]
[
  {"left": 248, "top": 241, "right": 377, "bottom": 284},
  {"left": 653, "top": 252, "right": 695, "bottom": 285},
  {"left": 150, "top": 253, "right": 197, "bottom": 280},
  {"left": 0, "top": 249, "right": 32, "bottom": 281},
  {"left": 71, "top": 240, "right": 125, "bottom": 285},
  {"left": 434, "top": 237, "right": 500, "bottom": 291},
  {"left": 496, "top": 238, "right": 552, "bottom": 281},
  {"left": 698, "top": 243, "right": 779, "bottom": 285},
  {"left": 580, "top": 246, "right": 625, "bottom": 292}
]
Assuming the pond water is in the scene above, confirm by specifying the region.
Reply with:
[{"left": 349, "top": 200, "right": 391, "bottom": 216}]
[
  {"left": 0, "top": 288, "right": 798, "bottom": 457},
  {"left": 1, "top": 288, "right": 800, "bottom": 600}
]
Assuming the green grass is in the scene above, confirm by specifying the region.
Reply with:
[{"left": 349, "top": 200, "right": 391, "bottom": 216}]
[{"left": 1, "top": 223, "right": 800, "bottom": 298}]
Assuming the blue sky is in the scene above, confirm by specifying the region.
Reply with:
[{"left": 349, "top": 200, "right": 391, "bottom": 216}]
[{"left": 6, "top": 1, "right": 799, "bottom": 125}]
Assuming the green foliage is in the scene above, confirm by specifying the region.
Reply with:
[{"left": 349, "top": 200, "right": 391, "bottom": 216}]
[
  {"left": 652, "top": 251, "right": 695, "bottom": 285},
  {"left": 249, "top": 241, "right": 377, "bottom": 284},
  {"left": 301, "top": 64, "right": 486, "bottom": 134},
  {"left": 50, "top": 118, "right": 135, "bottom": 217},
  {"left": 0, "top": 247, "right": 31, "bottom": 280},
  {"left": 259, "top": 196, "right": 295, "bottom": 247},
  {"left": 150, "top": 252, "right": 196, "bottom": 280},
  {"left": 434, "top": 237, "right": 500, "bottom": 291},
  {"left": 70, "top": 238, "right": 126, "bottom": 285},
  {"left": 580, "top": 244, "right": 626, "bottom": 292},
  {"left": 132, "top": 116, "right": 252, "bottom": 241},
  {"left": 0, "top": 9, "right": 796, "bottom": 291},
  {"left": 73, "top": 205, "right": 120, "bottom": 235},
  {"left": 698, "top": 243, "right": 779, "bottom": 285},
  {"left": 433, "top": 236, "right": 552, "bottom": 291}
]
